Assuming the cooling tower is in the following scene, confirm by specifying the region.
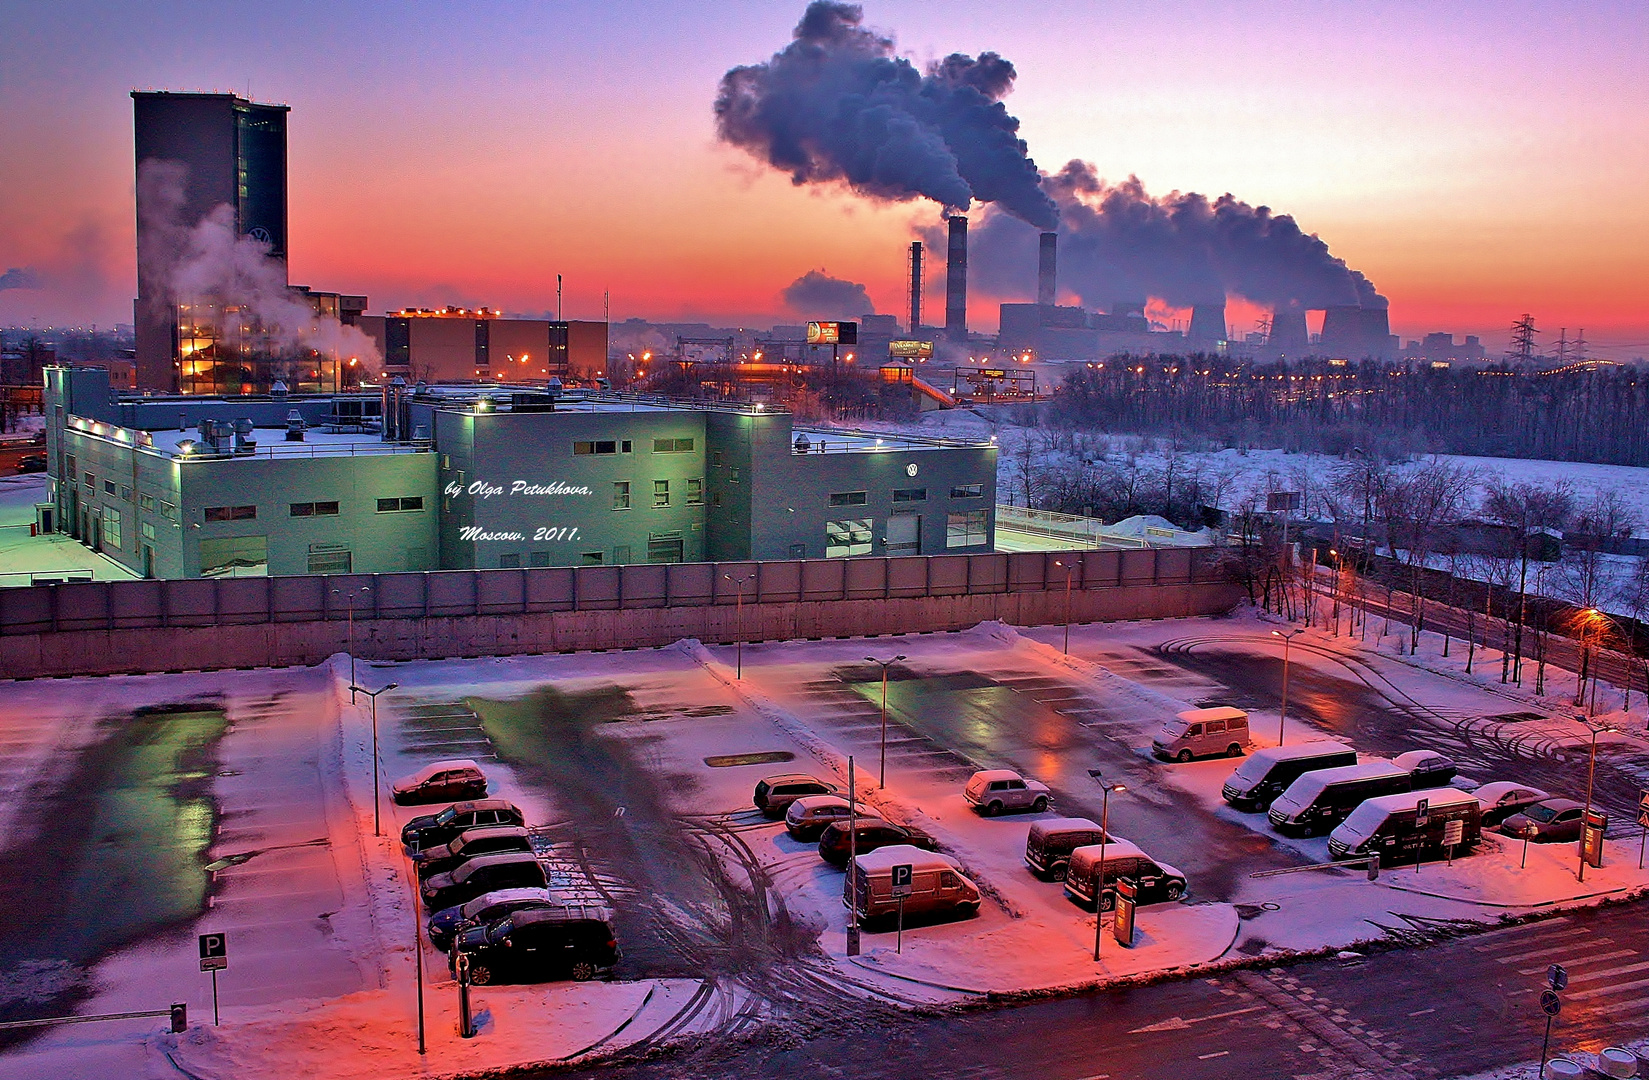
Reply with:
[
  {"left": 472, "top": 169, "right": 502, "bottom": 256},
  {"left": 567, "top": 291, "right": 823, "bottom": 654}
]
[
  {"left": 1268, "top": 306, "right": 1309, "bottom": 353},
  {"left": 1359, "top": 307, "right": 1391, "bottom": 357},
  {"left": 945, "top": 216, "right": 968, "bottom": 341},
  {"left": 908, "top": 241, "right": 923, "bottom": 334},
  {"left": 1319, "top": 305, "right": 1364, "bottom": 355},
  {"left": 1037, "top": 232, "right": 1058, "bottom": 306},
  {"left": 1188, "top": 302, "right": 1226, "bottom": 343}
]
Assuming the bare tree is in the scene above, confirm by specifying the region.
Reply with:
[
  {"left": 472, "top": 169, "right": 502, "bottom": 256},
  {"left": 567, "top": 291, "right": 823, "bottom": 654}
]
[{"left": 1483, "top": 480, "right": 1575, "bottom": 682}]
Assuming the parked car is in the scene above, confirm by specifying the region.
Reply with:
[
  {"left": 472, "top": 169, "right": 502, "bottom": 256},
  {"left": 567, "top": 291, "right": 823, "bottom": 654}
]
[
  {"left": 1268, "top": 762, "right": 1411, "bottom": 837},
  {"left": 401, "top": 799, "right": 526, "bottom": 853},
  {"left": 1500, "top": 798, "right": 1588, "bottom": 843},
  {"left": 754, "top": 774, "right": 839, "bottom": 818},
  {"left": 1222, "top": 741, "right": 1358, "bottom": 811},
  {"left": 1023, "top": 817, "right": 1112, "bottom": 881},
  {"left": 427, "top": 887, "right": 560, "bottom": 952},
  {"left": 16, "top": 453, "right": 46, "bottom": 473},
  {"left": 963, "top": 769, "right": 1051, "bottom": 816},
  {"left": 1393, "top": 750, "right": 1458, "bottom": 789},
  {"left": 1062, "top": 839, "right": 1187, "bottom": 912},
  {"left": 785, "top": 795, "right": 875, "bottom": 841},
  {"left": 411, "top": 826, "right": 534, "bottom": 880},
  {"left": 422, "top": 851, "right": 547, "bottom": 911},
  {"left": 449, "top": 904, "right": 619, "bottom": 984},
  {"left": 846, "top": 846, "right": 980, "bottom": 923},
  {"left": 392, "top": 759, "right": 488, "bottom": 806},
  {"left": 1328, "top": 788, "right": 1483, "bottom": 865},
  {"left": 1152, "top": 706, "right": 1249, "bottom": 762},
  {"left": 818, "top": 819, "right": 939, "bottom": 867},
  {"left": 1472, "top": 782, "right": 1551, "bottom": 828}
]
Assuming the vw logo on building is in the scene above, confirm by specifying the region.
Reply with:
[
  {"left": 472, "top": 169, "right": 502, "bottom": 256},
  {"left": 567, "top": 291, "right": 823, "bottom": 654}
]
[{"left": 247, "top": 227, "right": 273, "bottom": 245}]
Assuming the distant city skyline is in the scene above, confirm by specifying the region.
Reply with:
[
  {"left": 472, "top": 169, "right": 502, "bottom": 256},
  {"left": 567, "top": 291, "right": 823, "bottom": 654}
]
[{"left": 1, "top": 1, "right": 1645, "bottom": 357}]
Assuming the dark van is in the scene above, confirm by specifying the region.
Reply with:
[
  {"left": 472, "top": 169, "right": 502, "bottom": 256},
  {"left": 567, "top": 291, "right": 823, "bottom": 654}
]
[
  {"left": 1328, "top": 788, "right": 1482, "bottom": 865},
  {"left": 1222, "top": 741, "right": 1358, "bottom": 811},
  {"left": 449, "top": 904, "right": 618, "bottom": 984},
  {"left": 1024, "top": 817, "right": 1111, "bottom": 881},
  {"left": 1268, "top": 762, "right": 1411, "bottom": 836}
]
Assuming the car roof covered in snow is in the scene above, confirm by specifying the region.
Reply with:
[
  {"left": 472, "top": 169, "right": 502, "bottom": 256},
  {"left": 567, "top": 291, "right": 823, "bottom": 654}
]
[
  {"left": 1282, "top": 761, "right": 1407, "bottom": 800},
  {"left": 852, "top": 844, "right": 960, "bottom": 873},
  {"left": 1393, "top": 750, "right": 1453, "bottom": 769},
  {"left": 398, "top": 759, "right": 483, "bottom": 784},
  {"left": 458, "top": 887, "right": 558, "bottom": 918},
  {"left": 1353, "top": 787, "right": 1477, "bottom": 816},
  {"left": 1176, "top": 707, "right": 1247, "bottom": 724},
  {"left": 788, "top": 794, "right": 851, "bottom": 812},
  {"left": 1068, "top": 839, "right": 1148, "bottom": 866},
  {"left": 1029, "top": 817, "right": 1102, "bottom": 837},
  {"left": 1472, "top": 781, "right": 1547, "bottom": 804},
  {"left": 968, "top": 769, "right": 1024, "bottom": 784}
]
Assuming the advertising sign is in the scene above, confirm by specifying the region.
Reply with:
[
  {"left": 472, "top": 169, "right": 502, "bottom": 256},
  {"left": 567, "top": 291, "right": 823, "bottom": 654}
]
[
  {"left": 1113, "top": 878, "right": 1137, "bottom": 947},
  {"left": 1582, "top": 811, "right": 1607, "bottom": 869},
  {"left": 807, "top": 321, "right": 858, "bottom": 345},
  {"left": 889, "top": 340, "right": 934, "bottom": 359}
]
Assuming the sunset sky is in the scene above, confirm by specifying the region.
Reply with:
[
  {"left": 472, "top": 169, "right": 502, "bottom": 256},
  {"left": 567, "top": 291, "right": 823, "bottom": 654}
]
[{"left": 2, "top": 0, "right": 1645, "bottom": 356}]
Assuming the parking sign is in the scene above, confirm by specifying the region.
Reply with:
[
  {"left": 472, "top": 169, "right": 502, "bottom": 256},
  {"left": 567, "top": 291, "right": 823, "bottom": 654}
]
[
  {"left": 199, "top": 933, "right": 227, "bottom": 972},
  {"left": 891, "top": 864, "right": 914, "bottom": 898}
]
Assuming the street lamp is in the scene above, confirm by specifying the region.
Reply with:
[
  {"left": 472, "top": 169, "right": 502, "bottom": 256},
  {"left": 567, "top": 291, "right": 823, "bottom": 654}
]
[
  {"left": 1577, "top": 717, "right": 1619, "bottom": 883},
  {"left": 724, "top": 571, "right": 755, "bottom": 679},
  {"left": 332, "top": 585, "right": 371, "bottom": 701},
  {"left": 1271, "top": 628, "right": 1304, "bottom": 747},
  {"left": 865, "top": 654, "right": 907, "bottom": 787},
  {"left": 1086, "top": 770, "right": 1126, "bottom": 961},
  {"left": 1054, "top": 557, "right": 1084, "bottom": 655},
  {"left": 351, "top": 682, "right": 399, "bottom": 836}
]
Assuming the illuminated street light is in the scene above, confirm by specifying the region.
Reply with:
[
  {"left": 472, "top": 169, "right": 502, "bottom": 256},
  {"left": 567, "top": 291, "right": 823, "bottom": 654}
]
[
  {"left": 724, "top": 571, "right": 755, "bottom": 678},
  {"left": 1054, "top": 557, "right": 1085, "bottom": 655},
  {"left": 864, "top": 654, "right": 908, "bottom": 787},
  {"left": 1272, "top": 628, "right": 1305, "bottom": 746},
  {"left": 349, "top": 682, "right": 399, "bottom": 836},
  {"left": 1086, "top": 770, "right": 1127, "bottom": 961}
]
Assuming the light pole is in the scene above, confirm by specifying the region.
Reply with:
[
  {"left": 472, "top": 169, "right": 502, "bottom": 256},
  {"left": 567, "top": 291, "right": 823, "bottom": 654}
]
[
  {"left": 351, "top": 682, "right": 399, "bottom": 836},
  {"left": 1054, "top": 557, "right": 1084, "bottom": 655},
  {"left": 1272, "top": 628, "right": 1304, "bottom": 747},
  {"left": 1577, "top": 717, "right": 1619, "bottom": 883},
  {"left": 1086, "top": 770, "right": 1126, "bottom": 961},
  {"left": 333, "top": 585, "right": 371, "bottom": 701},
  {"left": 865, "top": 654, "right": 907, "bottom": 787},
  {"left": 724, "top": 571, "right": 755, "bottom": 679}
]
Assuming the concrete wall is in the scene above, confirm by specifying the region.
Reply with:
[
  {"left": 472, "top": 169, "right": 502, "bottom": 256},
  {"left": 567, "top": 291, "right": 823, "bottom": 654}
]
[{"left": 0, "top": 548, "right": 1242, "bottom": 678}]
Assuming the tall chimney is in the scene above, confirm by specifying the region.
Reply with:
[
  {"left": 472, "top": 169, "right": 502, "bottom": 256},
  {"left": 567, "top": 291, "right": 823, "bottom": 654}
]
[
  {"left": 1037, "top": 232, "right": 1058, "bottom": 306},
  {"left": 908, "top": 241, "right": 923, "bottom": 335},
  {"left": 1188, "top": 302, "right": 1226, "bottom": 343},
  {"left": 945, "top": 215, "right": 968, "bottom": 342}
]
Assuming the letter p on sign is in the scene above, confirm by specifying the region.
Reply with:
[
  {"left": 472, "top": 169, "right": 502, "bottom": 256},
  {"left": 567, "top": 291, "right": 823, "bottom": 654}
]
[{"left": 892, "top": 864, "right": 914, "bottom": 898}]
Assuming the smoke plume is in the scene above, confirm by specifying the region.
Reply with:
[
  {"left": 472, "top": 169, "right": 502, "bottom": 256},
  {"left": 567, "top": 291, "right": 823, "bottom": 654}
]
[
  {"left": 137, "top": 159, "right": 380, "bottom": 367},
  {"left": 0, "top": 267, "right": 42, "bottom": 291},
  {"left": 715, "top": 1, "right": 1058, "bottom": 228},
  {"left": 782, "top": 269, "right": 874, "bottom": 317}
]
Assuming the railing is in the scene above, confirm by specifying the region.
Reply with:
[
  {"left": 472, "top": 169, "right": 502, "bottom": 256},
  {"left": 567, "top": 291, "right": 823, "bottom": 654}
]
[
  {"left": 0, "top": 569, "right": 95, "bottom": 586},
  {"left": 995, "top": 505, "right": 1147, "bottom": 548}
]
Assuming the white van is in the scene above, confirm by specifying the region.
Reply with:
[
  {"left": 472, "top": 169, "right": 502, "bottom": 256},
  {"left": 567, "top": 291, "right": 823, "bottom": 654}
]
[
  {"left": 845, "top": 845, "right": 982, "bottom": 922},
  {"left": 1153, "top": 707, "right": 1250, "bottom": 762}
]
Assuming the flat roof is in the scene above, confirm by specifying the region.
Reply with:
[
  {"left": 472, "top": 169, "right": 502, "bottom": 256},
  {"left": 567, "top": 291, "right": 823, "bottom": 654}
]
[
  {"left": 791, "top": 426, "right": 994, "bottom": 454},
  {"left": 65, "top": 417, "right": 423, "bottom": 461}
]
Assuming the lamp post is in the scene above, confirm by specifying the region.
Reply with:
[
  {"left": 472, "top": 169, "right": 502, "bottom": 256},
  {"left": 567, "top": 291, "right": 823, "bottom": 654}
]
[
  {"left": 1577, "top": 717, "right": 1619, "bottom": 883},
  {"left": 865, "top": 654, "right": 907, "bottom": 787},
  {"left": 1272, "top": 628, "right": 1304, "bottom": 747},
  {"left": 351, "top": 682, "right": 399, "bottom": 836},
  {"left": 1054, "top": 557, "right": 1084, "bottom": 655},
  {"left": 724, "top": 571, "right": 755, "bottom": 679},
  {"left": 332, "top": 585, "right": 371, "bottom": 701},
  {"left": 1086, "top": 770, "right": 1126, "bottom": 961}
]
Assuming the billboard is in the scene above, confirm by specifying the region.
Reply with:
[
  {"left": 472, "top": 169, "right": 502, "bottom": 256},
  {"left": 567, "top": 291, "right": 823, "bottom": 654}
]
[
  {"left": 807, "top": 321, "right": 858, "bottom": 345},
  {"left": 888, "top": 340, "right": 934, "bottom": 359}
]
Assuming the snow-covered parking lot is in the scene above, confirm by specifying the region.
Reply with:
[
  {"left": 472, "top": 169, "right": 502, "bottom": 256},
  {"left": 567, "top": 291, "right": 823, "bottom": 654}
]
[{"left": 2, "top": 607, "right": 1647, "bottom": 1078}]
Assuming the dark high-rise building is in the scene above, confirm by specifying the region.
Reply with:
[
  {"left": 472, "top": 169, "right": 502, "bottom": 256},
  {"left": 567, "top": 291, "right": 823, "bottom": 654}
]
[{"left": 133, "top": 91, "right": 290, "bottom": 391}]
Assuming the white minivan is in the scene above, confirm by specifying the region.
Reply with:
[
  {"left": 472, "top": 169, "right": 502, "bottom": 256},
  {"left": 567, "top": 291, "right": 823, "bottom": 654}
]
[{"left": 1152, "top": 707, "right": 1250, "bottom": 762}]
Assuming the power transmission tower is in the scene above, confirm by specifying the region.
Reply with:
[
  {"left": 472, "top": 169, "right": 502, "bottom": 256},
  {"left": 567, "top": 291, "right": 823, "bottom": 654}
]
[
  {"left": 1572, "top": 327, "right": 1587, "bottom": 364},
  {"left": 1556, "top": 328, "right": 1568, "bottom": 365},
  {"left": 1507, "top": 314, "right": 1537, "bottom": 363}
]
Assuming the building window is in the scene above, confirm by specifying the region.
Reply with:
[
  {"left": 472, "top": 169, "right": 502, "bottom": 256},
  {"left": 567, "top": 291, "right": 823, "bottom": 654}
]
[
  {"left": 828, "top": 491, "right": 868, "bottom": 507},
  {"left": 947, "top": 509, "right": 988, "bottom": 548},
  {"left": 102, "top": 507, "right": 122, "bottom": 549},
  {"left": 290, "top": 501, "right": 340, "bottom": 517},
  {"left": 83, "top": 472, "right": 94, "bottom": 489},
  {"left": 612, "top": 481, "right": 631, "bottom": 510},
  {"left": 728, "top": 467, "right": 742, "bottom": 484},
  {"left": 120, "top": 486, "right": 132, "bottom": 501},
  {"left": 529, "top": 551, "right": 551, "bottom": 567},
  {"left": 950, "top": 483, "right": 985, "bottom": 499},
  {"left": 205, "top": 505, "right": 257, "bottom": 522},
  {"left": 581, "top": 551, "right": 604, "bottom": 565},
  {"left": 376, "top": 497, "right": 424, "bottom": 513},
  {"left": 621, "top": 440, "right": 633, "bottom": 453},
  {"left": 499, "top": 553, "right": 522, "bottom": 568},
  {"left": 307, "top": 546, "right": 352, "bottom": 574},
  {"left": 141, "top": 522, "right": 156, "bottom": 542},
  {"left": 200, "top": 535, "right": 267, "bottom": 577},
  {"left": 140, "top": 493, "right": 156, "bottom": 512},
  {"left": 160, "top": 501, "right": 176, "bottom": 520},
  {"left": 893, "top": 488, "right": 927, "bottom": 502},
  {"left": 647, "top": 535, "right": 684, "bottom": 563},
  {"left": 103, "top": 479, "right": 117, "bottom": 496},
  {"left": 652, "top": 437, "right": 694, "bottom": 453},
  {"left": 64, "top": 455, "right": 76, "bottom": 480},
  {"left": 612, "top": 544, "right": 632, "bottom": 563},
  {"left": 686, "top": 478, "right": 703, "bottom": 505},
  {"left": 711, "top": 492, "right": 723, "bottom": 508},
  {"left": 711, "top": 451, "right": 724, "bottom": 467},
  {"left": 653, "top": 479, "right": 670, "bottom": 507},
  {"left": 574, "top": 440, "right": 619, "bottom": 455},
  {"left": 825, "top": 518, "right": 873, "bottom": 558}
]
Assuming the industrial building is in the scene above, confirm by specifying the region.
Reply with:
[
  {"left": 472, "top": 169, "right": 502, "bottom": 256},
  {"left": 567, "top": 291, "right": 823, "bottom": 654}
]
[
  {"left": 355, "top": 308, "right": 610, "bottom": 385},
  {"left": 41, "top": 366, "right": 996, "bottom": 579}
]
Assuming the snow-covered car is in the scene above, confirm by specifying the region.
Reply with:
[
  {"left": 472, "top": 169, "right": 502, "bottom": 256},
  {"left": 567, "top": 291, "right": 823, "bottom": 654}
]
[
  {"left": 392, "top": 759, "right": 488, "bottom": 806},
  {"left": 1500, "top": 798, "right": 1587, "bottom": 843},
  {"left": 1393, "top": 750, "right": 1458, "bottom": 789},
  {"left": 449, "top": 905, "right": 618, "bottom": 984},
  {"left": 784, "top": 795, "right": 876, "bottom": 841},
  {"left": 427, "top": 887, "right": 560, "bottom": 952},
  {"left": 401, "top": 799, "right": 525, "bottom": 853},
  {"left": 411, "top": 826, "right": 534, "bottom": 880},
  {"left": 1472, "top": 782, "right": 1551, "bottom": 827},
  {"left": 817, "top": 819, "right": 939, "bottom": 866},
  {"left": 753, "top": 774, "right": 839, "bottom": 818},
  {"left": 963, "top": 769, "right": 1051, "bottom": 816}
]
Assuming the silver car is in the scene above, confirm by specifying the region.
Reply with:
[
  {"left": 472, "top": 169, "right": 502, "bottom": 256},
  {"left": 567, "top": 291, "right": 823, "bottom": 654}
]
[{"left": 963, "top": 769, "right": 1051, "bottom": 816}]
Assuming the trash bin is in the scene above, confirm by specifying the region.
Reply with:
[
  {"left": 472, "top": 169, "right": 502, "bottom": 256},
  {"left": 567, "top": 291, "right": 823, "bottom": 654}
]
[
  {"left": 1598, "top": 1047, "right": 1639, "bottom": 1079},
  {"left": 1545, "top": 1058, "right": 1583, "bottom": 1079}
]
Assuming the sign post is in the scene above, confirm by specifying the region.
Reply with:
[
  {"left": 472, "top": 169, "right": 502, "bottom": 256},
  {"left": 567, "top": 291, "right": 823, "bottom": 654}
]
[
  {"left": 1113, "top": 878, "right": 1136, "bottom": 947},
  {"left": 891, "top": 863, "right": 913, "bottom": 955},
  {"left": 197, "top": 933, "right": 227, "bottom": 1026},
  {"left": 1414, "top": 799, "right": 1429, "bottom": 874},
  {"left": 1443, "top": 817, "right": 1465, "bottom": 866},
  {"left": 1538, "top": 965, "right": 1566, "bottom": 1080},
  {"left": 846, "top": 757, "right": 860, "bottom": 958},
  {"left": 456, "top": 951, "right": 475, "bottom": 1038},
  {"left": 1638, "top": 794, "right": 1648, "bottom": 871}
]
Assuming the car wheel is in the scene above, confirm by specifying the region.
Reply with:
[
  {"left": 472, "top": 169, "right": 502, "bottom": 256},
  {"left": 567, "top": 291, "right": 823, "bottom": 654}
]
[
  {"left": 1176, "top": 749, "right": 1193, "bottom": 763},
  {"left": 469, "top": 964, "right": 493, "bottom": 986},
  {"left": 1050, "top": 863, "right": 1068, "bottom": 882},
  {"left": 986, "top": 801, "right": 1003, "bottom": 817},
  {"left": 1099, "top": 892, "right": 1117, "bottom": 912},
  {"left": 1032, "top": 796, "right": 1048, "bottom": 813},
  {"left": 1227, "top": 743, "right": 1243, "bottom": 758},
  {"left": 570, "top": 961, "right": 597, "bottom": 982},
  {"left": 1166, "top": 883, "right": 1184, "bottom": 901}
]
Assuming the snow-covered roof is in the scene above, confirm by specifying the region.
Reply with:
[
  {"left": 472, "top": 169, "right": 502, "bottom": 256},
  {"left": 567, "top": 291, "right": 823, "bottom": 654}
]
[
  {"left": 1068, "top": 838, "right": 1148, "bottom": 867},
  {"left": 1472, "top": 781, "right": 1546, "bottom": 804},
  {"left": 396, "top": 759, "right": 483, "bottom": 785},
  {"left": 1029, "top": 817, "right": 1101, "bottom": 837},
  {"left": 853, "top": 844, "right": 960, "bottom": 873},
  {"left": 1283, "top": 761, "right": 1407, "bottom": 801},
  {"left": 1351, "top": 787, "right": 1477, "bottom": 816},
  {"left": 968, "top": 769, "right": 1024, "bottom": 784}
]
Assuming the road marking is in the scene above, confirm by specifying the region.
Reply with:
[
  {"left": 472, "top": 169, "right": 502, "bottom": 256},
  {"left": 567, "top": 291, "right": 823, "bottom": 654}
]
[
  {"left": 1571, "top": 976, "right": 1649, "bottom": 1002},
  {"left": 1407, "top": 1007, "right": 1436, "bottom": 1017},
  {"left": 1472, "top": 923, "right": 1582, "bottom": 951},
  {"left": 1127, "top": 1004, "right": 1266, "bottom": 1033},
  {"left": 1197, "top": 1051, "right": 1231, "bottom": 1060},
  {"left": 1564, "top": 960, "right": 1649, "bottom": 984},
  {"left": 1496, "top": 939, "right": 1611, "bottom": 964},
  {"left": 1074, "top": 1074, "right": 1110, "bottom": 1080},
  {"left": 1517, "top": 950, "right": 1637, "bottom": 975}
]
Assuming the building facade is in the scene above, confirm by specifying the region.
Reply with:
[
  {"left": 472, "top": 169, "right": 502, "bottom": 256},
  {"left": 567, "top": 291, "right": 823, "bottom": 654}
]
[{"left": 356, "top": 310, "right": 610, "bottom": 385}]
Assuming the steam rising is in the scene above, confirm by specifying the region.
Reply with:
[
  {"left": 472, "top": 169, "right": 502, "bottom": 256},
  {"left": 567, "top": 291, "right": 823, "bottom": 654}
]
[
  {"left": 0, "top": 267, "right": 42, "bottom": 291},
  {"left": 715, "top": 1, "right": 1058, "bottom": 228},
  {"left": 782, "top": 269, "right": 874, "bottom": 317}
]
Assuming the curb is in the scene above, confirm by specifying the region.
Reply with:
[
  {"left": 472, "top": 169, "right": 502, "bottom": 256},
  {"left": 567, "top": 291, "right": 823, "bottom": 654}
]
[{"left": 1378, "top": 881, "right": 1637, "bottom": 908}]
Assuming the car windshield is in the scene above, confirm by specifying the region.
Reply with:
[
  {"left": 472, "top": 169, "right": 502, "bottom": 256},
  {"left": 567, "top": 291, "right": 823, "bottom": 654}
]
[
  {"left": 434, "top": 807, "right": 458, "bottom": 826},
  {"left": 1162, "top": 719, "right": 1190, "bottom": 738},
  {"left": 1525, "top": 804, "right": 1560, "bottom": 823},
  {"left": 1230, "top": 756, "right": 1272, "bottom": 783}
]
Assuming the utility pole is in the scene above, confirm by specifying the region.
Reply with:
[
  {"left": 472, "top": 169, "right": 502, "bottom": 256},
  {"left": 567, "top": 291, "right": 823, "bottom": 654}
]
[{"left": 1508, "top": 314, "right": 1537, "bottom": 364}]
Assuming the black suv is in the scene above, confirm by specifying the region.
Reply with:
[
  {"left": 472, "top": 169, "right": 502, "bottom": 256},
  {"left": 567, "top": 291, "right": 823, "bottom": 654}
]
[
  {"left": 402, "top": 800, "right": 526, "bottom": 853},
  {"left": 754, "top": 774, "right": 839, "bottom": 818},
  {"left": 449, "top": 906, "right": 619, "bottom": 984},
  {"left": 817, "top": 819, "right": 939, "bottom": 867}
]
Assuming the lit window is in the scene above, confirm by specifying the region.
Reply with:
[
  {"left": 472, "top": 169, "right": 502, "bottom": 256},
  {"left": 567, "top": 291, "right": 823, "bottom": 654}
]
[
  {"left": 205, "top": 505, "right": 257, "bottom": 522},
  {"left": 950, "top": 483, "right": 985, "bottom": 499},
  {"left": 825, "top": 518, "right": 873, "bottom": 558},
  {"left": 653, "top": 480, "right": 670, "bottom": 507}
]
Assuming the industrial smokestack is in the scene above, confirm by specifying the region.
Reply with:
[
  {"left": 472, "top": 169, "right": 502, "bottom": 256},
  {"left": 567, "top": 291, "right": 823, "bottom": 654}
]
[
  {"left": 908, "top": 240, "right": 923, "bottom": 334},
  {"left": 1319, "top": 305, "right": 1363, "bottom": 355},
  {"left": 1188, "top": 302, "right": 1226, "bottom": 344},
  {"left": 945, "top": 215, "right": 968, "bottom": 341},
  {"left": 1268, "top": 306, "right": 1309, "bottom": 354},
  {"left": 1037, "top": 231, "right": 1058, "bottom": 306}
]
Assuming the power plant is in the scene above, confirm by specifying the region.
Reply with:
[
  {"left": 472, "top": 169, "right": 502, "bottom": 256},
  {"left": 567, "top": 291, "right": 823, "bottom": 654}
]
[{"left": 1036, "top": 232, "right": 1057, "bottom": 306}]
